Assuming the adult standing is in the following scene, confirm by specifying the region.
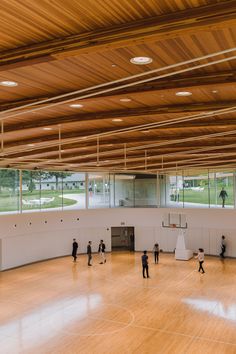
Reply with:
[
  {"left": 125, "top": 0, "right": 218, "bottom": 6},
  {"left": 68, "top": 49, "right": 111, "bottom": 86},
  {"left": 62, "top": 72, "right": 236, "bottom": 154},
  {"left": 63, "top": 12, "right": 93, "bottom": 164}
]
[
  {"left": 219, "top": 187, "right": 228, "bottom": 208},
  {"left": 87, "top": 241, "right": 92, "bottom": 266},
  {"left": 98, "top": 240, "right": 106, "bottom": 264},
  {"left": 72, "top": 238, "right": 78, "bottom": 262},
  {"left": 153, "top": 243, "right": 159, "bottom": 264},
  {"left": 220, "top": 235, "right": 226, "bottom": 258},
  {"left": 141, "top": 250, "right": 149, "bottom": 278},
  {"left": 195, "top": 248, "right": 205, "bottom": 273}
]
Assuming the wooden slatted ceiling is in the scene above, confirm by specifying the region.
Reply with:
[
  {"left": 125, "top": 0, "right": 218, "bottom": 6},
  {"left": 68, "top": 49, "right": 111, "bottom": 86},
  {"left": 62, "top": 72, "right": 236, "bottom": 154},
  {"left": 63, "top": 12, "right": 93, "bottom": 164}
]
[
  {"left": 1, "top": 27, "right": 236, "bottom": 105},
  {"left": 0, "top": 0, "right": 230, "bottom": 50},
  {"left": 1, "top": 0, "right": 236, "bottom": 172}
]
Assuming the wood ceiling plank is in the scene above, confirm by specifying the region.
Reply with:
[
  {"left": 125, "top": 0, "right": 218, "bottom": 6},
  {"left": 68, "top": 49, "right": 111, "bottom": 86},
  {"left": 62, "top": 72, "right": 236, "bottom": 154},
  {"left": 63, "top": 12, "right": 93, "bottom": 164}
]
[
  {"left": 1, "top": 1, "right": 236, "bottom": 70},
  {"left": 3, "top": 100, "right": 236, "bottom": 133}
]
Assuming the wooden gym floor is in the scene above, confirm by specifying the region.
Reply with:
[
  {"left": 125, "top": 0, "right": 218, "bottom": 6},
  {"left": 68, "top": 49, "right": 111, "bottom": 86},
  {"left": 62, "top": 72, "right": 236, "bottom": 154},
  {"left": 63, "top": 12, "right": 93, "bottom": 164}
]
[{"left": 0, "top": 252, "right": 236, "bottom": 354}]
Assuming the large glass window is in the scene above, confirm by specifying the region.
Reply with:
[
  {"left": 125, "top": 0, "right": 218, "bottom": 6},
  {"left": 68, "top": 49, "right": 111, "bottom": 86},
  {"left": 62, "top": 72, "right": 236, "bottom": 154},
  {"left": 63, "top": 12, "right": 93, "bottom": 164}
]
[
  {"left": 0, "top": 168, "right": 236, "bottom": 213},
  {"left": 40, "top": 172, "right": 63, "bottom": 211},
  {"left": 183, "top": 172, "right": 209, "bottom": 208},
  {"left": 215, "top": 172, "right": 234, "bottom": 208},
  {"left": 134, "top": 174, "right": 157, "bottom": 207},
  {"left": 0, "top": 169, "right": 19, "bottom": 213},
  {"left": 22, "top": 170, "right": 42, "bottom": 212},
  {"left": 166, "top": 174, "right": 184, "bottom": 208},
  {"left": 115, "top": 174, "right": 134, "bottom": 207},
  {"left": 88, "top": 173, "right": 110, "bottom": 208},
  {"left": 62, "top": 172, "right": 85, "bottom": 210}
]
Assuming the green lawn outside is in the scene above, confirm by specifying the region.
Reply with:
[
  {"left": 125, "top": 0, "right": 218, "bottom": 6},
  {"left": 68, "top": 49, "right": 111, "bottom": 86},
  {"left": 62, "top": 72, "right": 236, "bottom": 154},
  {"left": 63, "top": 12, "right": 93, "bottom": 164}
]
[
  {"left": 0, "top": 189, "right": 84, "bottom": 212},
  {"left": 178, "top": 186, "right": 234, "bottom": 205}
]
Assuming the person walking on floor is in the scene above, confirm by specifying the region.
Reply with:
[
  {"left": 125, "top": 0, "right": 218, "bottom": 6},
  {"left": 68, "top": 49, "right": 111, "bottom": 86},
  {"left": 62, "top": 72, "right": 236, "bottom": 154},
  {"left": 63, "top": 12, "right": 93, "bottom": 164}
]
[
  {"left": 219, "top": 187, "right": 228, "bottom": 208},
  {"left": 98, "top": 240, "right": 106, "bottom": 264},
  {"left": 142, "top": 250, "right": 149, "bottom": 278},
  {"left": 87, "top": 241, "right": 92, "bottom": 266},
  {"left": 195, "top": 248, "right": 205, "bottom": 273},
  {"left": 72, "top": 238, "right": 78, "bottom": 262},
  {"left": 153, "top": 243, "right": 159, "bottom": 264},
  {"left": 220, "top": 235, "right": 226, "bottom": 258}
]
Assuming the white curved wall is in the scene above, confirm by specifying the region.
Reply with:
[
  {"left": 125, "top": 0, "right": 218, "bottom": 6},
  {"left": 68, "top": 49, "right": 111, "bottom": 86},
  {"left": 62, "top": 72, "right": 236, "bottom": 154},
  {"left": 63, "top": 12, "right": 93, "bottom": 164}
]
[{"left": 1, "top": 208, "right": 236, "bottom": 270}]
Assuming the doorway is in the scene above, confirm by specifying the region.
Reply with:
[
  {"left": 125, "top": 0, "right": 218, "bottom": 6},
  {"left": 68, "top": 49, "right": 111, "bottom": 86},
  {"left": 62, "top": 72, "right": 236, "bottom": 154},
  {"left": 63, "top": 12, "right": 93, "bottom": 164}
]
[{"left": 111, "top": 227, "right": 135, "bottom": 251}]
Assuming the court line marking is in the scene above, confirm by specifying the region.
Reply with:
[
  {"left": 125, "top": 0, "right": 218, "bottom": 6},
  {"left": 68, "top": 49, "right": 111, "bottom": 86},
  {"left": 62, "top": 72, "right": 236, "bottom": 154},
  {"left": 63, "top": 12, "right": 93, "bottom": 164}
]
[
  {"left": 55, "top": 303, "right": 135, "bottom": 337},
  {"left": 129, "top": 323, "right": 236, "bottom": 347}
]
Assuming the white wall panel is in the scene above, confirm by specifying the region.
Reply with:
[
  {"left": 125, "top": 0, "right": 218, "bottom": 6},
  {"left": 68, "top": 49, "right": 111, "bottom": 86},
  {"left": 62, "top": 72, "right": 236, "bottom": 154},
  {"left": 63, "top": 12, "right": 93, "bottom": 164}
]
[{"left": 1, "top": 208, "right": 236, "bottom": 270}]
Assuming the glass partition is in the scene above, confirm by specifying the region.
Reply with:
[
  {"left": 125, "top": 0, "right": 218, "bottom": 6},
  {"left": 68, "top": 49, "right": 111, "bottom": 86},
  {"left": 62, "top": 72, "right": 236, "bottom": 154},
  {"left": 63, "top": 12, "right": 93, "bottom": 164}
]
[
  {"left": 0, "top": 169, "right": 19, "bottom": 213},
  {"left": 134, "top": 174, "right": 157, "bottom": 207},
  {"left": 63, "top": 172, "right": 85, "bottom": 210},
  {"left": 88, "top": 173, "right": 110, "bottom": 208},
  {"left": 114, "top": 174, "right": 135, "bottom": 207}
]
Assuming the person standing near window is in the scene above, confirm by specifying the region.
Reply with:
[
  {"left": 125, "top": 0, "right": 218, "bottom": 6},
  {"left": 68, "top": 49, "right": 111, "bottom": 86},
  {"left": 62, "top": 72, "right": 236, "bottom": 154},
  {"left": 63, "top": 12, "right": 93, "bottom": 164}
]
[
  {"left": 219, "top": 187, "right": 228, "bottom": 208},
  {"left": 72, "top": 238, "right": 78, "bottom": 262}
]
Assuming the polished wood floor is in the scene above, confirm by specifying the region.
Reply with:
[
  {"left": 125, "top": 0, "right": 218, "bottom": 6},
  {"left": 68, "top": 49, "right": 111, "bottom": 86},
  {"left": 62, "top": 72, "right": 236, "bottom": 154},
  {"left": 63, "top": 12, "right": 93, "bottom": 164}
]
[{"left": 0, "top": 253, "right": 236, "bottom": 354}]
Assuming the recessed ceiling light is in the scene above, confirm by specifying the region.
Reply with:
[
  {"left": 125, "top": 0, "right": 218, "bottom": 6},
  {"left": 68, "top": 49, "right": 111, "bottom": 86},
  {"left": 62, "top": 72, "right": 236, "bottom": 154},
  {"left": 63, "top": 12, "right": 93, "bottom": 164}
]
[
  {"left": 130, "top": 57, "right": 153, "bottom": 65},
  {"left": 142, "top": 130, "right": 150, "bottom": 133},
  {"left": 0, "top": 80, "right": 18, "bottom": 87},
  {"left": 212, "top": 90, "right": 218, "bottom": 93},
  {"left": 111, "top": 64, "right": 117, "bottom": 67},
  {"left": 175, "top": 91, "right": 192, "bottom": 96},
  {"left": 69, "top": 103, "right": 83, "bottom": 108},
  {"left": 120, "top": 98, "right": 131, "bottom": 102},
  {"left": 112, "top": 119, "right": 123, "bottom": 122},
  {"left": 43, "top": 127, "right": 52, "bottom": 131},
  {"left": 27, "top": 144, "right": 35, "bottom": 147}
]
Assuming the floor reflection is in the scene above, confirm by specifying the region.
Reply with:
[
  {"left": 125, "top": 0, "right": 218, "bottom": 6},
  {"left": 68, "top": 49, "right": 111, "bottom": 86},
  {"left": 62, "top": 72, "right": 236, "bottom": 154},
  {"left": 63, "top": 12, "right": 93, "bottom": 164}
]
[
  {"left": 0, "top": 294, "right": 101, "bottom": 351},
  {"left": 183, "top": 298, "right": 236, "bottom": 321}
]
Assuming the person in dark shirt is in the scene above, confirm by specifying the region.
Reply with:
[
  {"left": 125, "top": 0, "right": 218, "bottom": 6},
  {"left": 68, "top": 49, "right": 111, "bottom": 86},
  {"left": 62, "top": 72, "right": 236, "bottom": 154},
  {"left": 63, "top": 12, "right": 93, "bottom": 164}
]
[
  {"left": 219, "top": 188, "right": 228, "bottom": 208},
  {"left": 98, "top": 240, "right": 106, "bottom": 264},
  {"left": 72, "top": 238, "right": 78, "bottom": 262},
  {"left": 141, "top": 250, "right": 149, "bottom": 278},
  {"left": 87, "top": 241, "right": 92, "bottom": 266},
  {"left": 220, "top": 235, "right": 226, "bottom": 258}
]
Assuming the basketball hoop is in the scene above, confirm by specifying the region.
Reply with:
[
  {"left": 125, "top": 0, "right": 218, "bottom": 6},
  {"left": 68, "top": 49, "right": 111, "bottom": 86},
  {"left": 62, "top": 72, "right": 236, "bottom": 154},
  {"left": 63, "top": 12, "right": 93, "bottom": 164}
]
[{"left": 170, "top": 224, "right": 177, "bottom": 228}]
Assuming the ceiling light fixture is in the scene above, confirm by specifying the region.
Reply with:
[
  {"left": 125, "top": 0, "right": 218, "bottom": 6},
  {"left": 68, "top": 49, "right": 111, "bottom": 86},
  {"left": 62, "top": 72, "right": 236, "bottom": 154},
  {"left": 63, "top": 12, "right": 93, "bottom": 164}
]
[
  {"left": 120, "top": 98, "right": 131, "bottom": 102},
  {"left": 130, "top": 57, "right": 153, "bottom": 65},
  {"left": 0, "top": 80, "right": 18, "bottom": 87},
  {"left": 43, "top": 127, "right": 52, "bottom": 131},
  {"left": 69, "top": 103, "right": 83, "bottom": 108},
  {"left": 27, "top": 144, "right": 35, "bottom": 147},
  {"left": 175, "top": 91, "right": 192, "bottom": 96},
  {"left": 112, "top": 119, "right": 123, "bottom": 122},
  {"left": 212, "top": 90, "right": 218, "bottom": 93}
]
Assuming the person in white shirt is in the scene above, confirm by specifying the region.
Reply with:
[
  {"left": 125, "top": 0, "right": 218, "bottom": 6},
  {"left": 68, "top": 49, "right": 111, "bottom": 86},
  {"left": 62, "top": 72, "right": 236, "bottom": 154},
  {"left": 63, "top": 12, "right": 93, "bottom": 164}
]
[{"left": 195, "top": 248, "right": 205, "bottom": 273}]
